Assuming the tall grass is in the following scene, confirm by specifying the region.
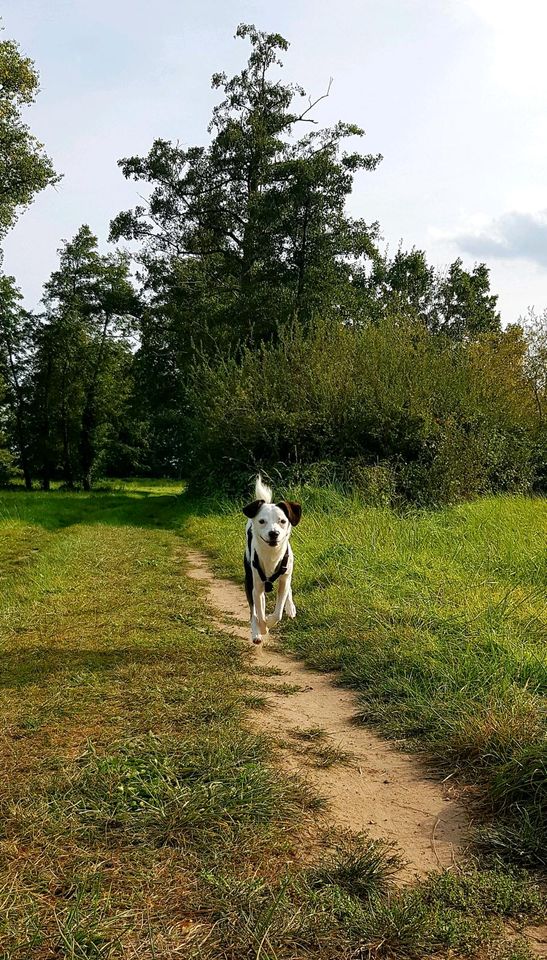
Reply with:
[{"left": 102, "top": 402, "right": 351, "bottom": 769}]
[{"left": 186, "top": 489, "right": 547, "bottom": 866}]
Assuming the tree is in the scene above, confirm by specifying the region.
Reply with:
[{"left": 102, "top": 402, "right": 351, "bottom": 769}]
[
  {"left": 0, "top": 273, "right": 34, "bottom": 487},
  {"left": 33, "top": 226, "right": 139, "bottom": 489},
  {"left": 434, "top": 259, "right": 500, "bottom": 339},
  {"left": 0, "top": 23, "right": 59, "bottom": 487},
  {"left": 522, "top": 308, "right": 547, "bottom": 423},
  {"left": 111, "top": 23, "right": 381, "bottom": 344},
  {"left": 0, "top": 375, "right": 18, "bottom": 486},
  {"left": 31, "top": 308, "right": 84, "bottom": 489},
  {"left": 110, "top": 23, "right": 381, "bottom": 474},
  {"left": 0, "top": 28, "right": 59, "bottom": 242},
  {"left": 363, "top": 247, "right": 437, "bottom": 323},
  {"left": 362, "top": 247, "right": 501, "bottom": 339}
]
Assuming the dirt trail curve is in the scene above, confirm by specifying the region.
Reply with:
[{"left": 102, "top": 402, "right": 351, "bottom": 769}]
[{"left": 186, "top": 549, "right": 472, "bottom": 882}]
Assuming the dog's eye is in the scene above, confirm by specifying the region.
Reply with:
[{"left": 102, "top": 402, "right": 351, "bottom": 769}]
[
  {"left": 280, "top": 519, "right": 287, "bottom": 525},
  {"left": 258, "top": 519, "right": 265, "bottom": 524}
]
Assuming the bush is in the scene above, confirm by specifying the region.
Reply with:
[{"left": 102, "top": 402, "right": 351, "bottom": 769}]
[
  {"left": 0, "top": 445, "right": 19, "bottom": 487},
  {"left": 185, "top": 317, "right": 541, "bottom": 505}
]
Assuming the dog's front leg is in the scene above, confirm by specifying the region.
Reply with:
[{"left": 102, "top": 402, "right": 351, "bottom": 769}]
[
  {"left": 251, "top": 577, "right": 268, "bottom": 644},
  {"left": 284, "top": 583, "right": 296, "bottom": 619},
  {"left": 266, "top": 572, "right": 292, "bottom": 628}
]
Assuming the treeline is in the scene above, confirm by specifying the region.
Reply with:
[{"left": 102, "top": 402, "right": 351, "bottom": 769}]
[{"left": 0, "top": 24, "right": 546, "bottom": 502}]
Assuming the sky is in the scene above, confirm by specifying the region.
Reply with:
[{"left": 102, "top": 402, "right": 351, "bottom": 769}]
[{"left": 2, "top": 0, "right": 547, "bottom": 323}]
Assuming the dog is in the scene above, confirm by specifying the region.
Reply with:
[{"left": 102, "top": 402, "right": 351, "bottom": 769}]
[{"left": 243, "top": 476, "right": 302, "bottom": 644}]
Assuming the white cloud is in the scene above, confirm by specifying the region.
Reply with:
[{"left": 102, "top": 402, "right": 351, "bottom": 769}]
[{"left": 452, "top": 209, "right": 547, "bottom": 266}]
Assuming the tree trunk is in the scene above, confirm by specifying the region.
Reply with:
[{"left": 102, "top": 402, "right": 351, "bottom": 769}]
[
  {"left": 5, "top": 342, "right": 33, "bottom": 489},
  {"left": 80, "top": 398, "right": 94, "bottom": 492},
  {"left": 60, "top": 363, "right": 74, "bottom": 488},
  {"left": 61, "top": 422, "right": 73, "bottom": 488},
  {"left": 294, "top": 196, "right": 310, "bottom": 318},
  {"left": 37, "top": 352, "right": 54, "bottom": 491},
  {"left": 13, "top": 405, "right": 32, "bottom": 489},
  {"left": 240, "top": 157, "right": 260, "bottom": 299},
  {"left": 79, "top": 313, "right": 110, "bottom": 492}
]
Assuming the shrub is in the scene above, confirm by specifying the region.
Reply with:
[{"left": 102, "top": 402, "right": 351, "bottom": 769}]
[
  {"left": 186, "top": 317, "right": 540, "bottom": 505},
  {"left": 0, "top": 445, "right": 19, "bottom": 487}
]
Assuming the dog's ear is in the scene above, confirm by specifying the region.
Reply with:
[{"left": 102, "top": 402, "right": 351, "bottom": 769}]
[
  {"left": 243, "top": 499, "right": 264, "bottom": 519},
  {"left": 277, "top": 501, "right": 302, "bottom": 526}
]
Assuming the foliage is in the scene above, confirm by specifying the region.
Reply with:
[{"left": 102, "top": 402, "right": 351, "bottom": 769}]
[
  {"left": 111, "top": 24, "right": 381, "bottom": 343},
  {"left": 0, "top": 445, "right": 16, "bottom": 485},
  {"left": 29, "top": 226, "right": 140, "bottom": 488},
  {"left": 0, "top": 29, "right": 59, "bottom": 240},
  {"left": 0, "top": 20, "right": 545, "bottom": 498},
  {"left": 0, "top": 383, "right": 18, "bottom": 486},
  {"left": 435, "top": 257, "right": 500, "bottom": 338},
  {"left": 365, "top": 248, "right": 501, "bottom": 339},
  {"left": 0, "top": 273, "right": 34, "bottom": 486},
  {"left": 108, "top": 23, "right": 385, "bottom": 471},
  {"left": 522, "top": 308, "right": 547, "bottom": 490},
  {"left": 185, "top": 316, "right": 540, "bottom": 503}
]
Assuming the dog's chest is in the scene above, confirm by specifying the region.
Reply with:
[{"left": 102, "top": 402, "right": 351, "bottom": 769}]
[{"left": 246, "top": 526, "right": 289, "bottom": 583}]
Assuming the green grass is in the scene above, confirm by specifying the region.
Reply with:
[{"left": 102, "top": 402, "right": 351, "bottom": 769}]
[
  {"left": 0, "top": 482, "right": 544, "bottom": 958},
  {"left": 0, "top": 484, "right": 316, "bottom": 956},
  {"left": 193, "top": 853, "right": 544, "bottom": 959},
  {"left": 290, "top": 725, "right": 329, "bottom": 741},
  {"left": 185, "top": 488, "right": 547, "bottom": 867}
]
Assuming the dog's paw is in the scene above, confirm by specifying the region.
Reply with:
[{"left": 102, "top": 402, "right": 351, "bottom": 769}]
[
  {"left": 285, "top": 599, "right": 297, "bottom": 619},
  {"left": 266, "top": 613, "right": 279, "bottom": 628},
  {"left": 251, "top": 623, "right": 269, "bottom": 644}
]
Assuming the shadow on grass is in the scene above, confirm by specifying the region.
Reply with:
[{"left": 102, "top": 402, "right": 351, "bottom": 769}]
[
  {"left": 0, "top": 645, "right": 182, "bottom": 688},
  {"left": 0, "top": 488, "right": 225, "bottom": 535}
]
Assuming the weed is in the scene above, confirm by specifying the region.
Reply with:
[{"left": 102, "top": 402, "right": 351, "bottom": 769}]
[
  {"left": 307, "top": 742, "right": 354, "bottom": 768},
  {"left": 307, "top": 832, "right": 402, "bottom": 900},
  {"left": 256, "top": 681, "right": 304, "bottom": 695},
  {"left": 290, "top": 725, "right": 328, "bottom": 742}
]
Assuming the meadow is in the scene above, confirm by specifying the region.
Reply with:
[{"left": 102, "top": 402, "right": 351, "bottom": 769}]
[
  {"left": 188, "top": 488, "right": 547, "bottom": 867},
  {"left": 0, "top": 482, "right": 545, "bottom": 959}
]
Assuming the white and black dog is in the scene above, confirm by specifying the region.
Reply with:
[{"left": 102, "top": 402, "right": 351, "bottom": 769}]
[{"left": 243, "top": 476, "right": 302, "bottom": 645}]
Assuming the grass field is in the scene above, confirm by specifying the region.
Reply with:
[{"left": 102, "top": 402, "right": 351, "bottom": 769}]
[
  {"left": 0, "top": 482, "right": 545, "bottom": 958},
  {"left": 187, "top": 488, "right": 547, "bottom": 868}
]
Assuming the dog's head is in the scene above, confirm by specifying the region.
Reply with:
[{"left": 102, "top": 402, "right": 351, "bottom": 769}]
[{"left": 243, "top": 498, "right": 302, "bottom": 548}]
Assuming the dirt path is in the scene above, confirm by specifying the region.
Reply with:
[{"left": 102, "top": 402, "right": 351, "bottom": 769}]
[{"left": 186, "top": 549, "right": 469, "bottom": 882}]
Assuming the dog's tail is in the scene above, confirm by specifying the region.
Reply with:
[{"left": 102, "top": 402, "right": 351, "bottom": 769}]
[{"left": 255, "top": 474, "right": 272, "bottom": 503}]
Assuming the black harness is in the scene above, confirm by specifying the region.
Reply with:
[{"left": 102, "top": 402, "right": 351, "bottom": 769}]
[{"left": 247, "top": 527, "right": 289, "bottom": 593}]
